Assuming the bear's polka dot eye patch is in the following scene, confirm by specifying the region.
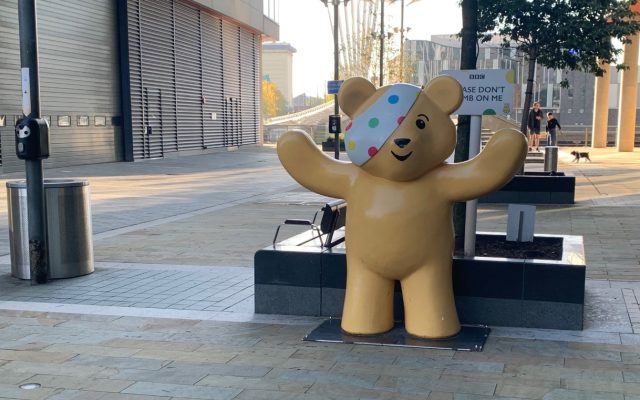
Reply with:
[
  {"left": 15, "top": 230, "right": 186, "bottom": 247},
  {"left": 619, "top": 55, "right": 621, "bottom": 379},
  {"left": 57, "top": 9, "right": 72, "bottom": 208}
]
[{"left": 345, "top": 83, "right": 422, "bottom": 166}]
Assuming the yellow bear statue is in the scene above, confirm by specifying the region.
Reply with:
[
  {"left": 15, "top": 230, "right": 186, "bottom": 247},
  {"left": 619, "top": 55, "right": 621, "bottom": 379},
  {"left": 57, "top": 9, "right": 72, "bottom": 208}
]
[{"left": 277, "top": 76, "right": 527, "bottom": 338}]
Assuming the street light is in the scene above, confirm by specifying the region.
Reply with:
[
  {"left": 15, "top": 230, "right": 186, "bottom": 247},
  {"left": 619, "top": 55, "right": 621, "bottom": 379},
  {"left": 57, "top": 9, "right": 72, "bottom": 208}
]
[
  {"left": 389, "top": 0, "right": 419, "bottom": 82},
  {"left": 364, "top": 0, "right": 389, "bottom": 86},
  {"left": 392, "top": 26, "right": 411, "bottom": 81},
  {"left": 321, "top": 0, "right": 349, "bottom": 159},
  {"left": 379, "top": 0, "right": 385, "bottom": 86}
]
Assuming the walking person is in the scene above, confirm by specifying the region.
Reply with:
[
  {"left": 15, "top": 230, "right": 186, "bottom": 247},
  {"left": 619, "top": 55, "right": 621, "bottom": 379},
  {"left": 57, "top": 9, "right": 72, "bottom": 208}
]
[
  {"left": 527, "top": 101, "right": 543, "bottom": 151},
  {"left": 545, "top": 112, "right": 562, "bottom": 146}
]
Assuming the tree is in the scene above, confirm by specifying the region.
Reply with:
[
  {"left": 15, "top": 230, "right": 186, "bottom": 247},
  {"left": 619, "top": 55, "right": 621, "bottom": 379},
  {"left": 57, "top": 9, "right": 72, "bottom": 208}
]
[
  {"left": 385, "top": 46, "right": 416, "bottom": 84},
  {"left": 334, "top": 0, "right": 416, "bottom": 85},
  {"left": 334, "top": 0, "right": 379, "bottom": 80},
  {"left": 453, "top": 0, "right": 479, "bottom": 247},
  {"left": 262, "top": 80, "right": 287, "bottom": 118},
  {"left": 478, "top": 0, "right": 640, "bottom": 135}
]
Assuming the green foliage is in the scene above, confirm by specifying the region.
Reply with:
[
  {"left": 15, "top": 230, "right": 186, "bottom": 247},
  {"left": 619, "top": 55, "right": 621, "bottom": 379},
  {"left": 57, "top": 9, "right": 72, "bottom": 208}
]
[
  {"left": 476, "top": 0, "right": 640, "bottom": 132},
  {"left": 262, "top": 80, "right": 288, "bottom": 118},
  {"left": 478, "top": 0, "right": 640, "bottom": 75}
]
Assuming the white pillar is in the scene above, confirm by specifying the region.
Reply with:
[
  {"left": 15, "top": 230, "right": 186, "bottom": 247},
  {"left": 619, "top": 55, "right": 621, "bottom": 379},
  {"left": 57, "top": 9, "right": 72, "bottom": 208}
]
[
  {"left": 616, "top": 33, "right": 640, "bottom": 152},
  {"left": 592, "top": 61, "right": 611, "bottom": 148}
]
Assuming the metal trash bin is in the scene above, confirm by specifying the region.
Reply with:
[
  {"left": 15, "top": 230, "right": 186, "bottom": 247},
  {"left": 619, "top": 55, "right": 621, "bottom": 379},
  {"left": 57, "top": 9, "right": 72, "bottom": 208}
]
[
  {"left": 544, "top": 146, "right": 559, "bottom": 173},
  {"left": 7, "top": 179, "right": 94, "bottom": 279}
]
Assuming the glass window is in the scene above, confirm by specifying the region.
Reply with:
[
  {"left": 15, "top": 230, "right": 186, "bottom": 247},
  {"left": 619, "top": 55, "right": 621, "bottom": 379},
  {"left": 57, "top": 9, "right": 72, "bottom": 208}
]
[
  {"left": 57, "top": 115, "right": 71, "bottom": 127},
  {"left": 77, "top": 115, "right": 89, "bottom": 126}
]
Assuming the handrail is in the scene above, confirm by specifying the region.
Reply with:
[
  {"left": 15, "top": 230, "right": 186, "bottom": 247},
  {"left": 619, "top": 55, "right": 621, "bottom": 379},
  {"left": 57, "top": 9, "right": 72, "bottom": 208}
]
[{"left": 264, "top": 100, "right": 335, "bottom": 125}]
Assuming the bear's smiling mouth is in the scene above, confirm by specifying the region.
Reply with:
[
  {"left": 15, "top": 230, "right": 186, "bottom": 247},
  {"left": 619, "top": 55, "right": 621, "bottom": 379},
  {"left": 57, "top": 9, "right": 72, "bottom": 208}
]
[{"left": 391, "top": 151, "right": 413, "bottom": 161}]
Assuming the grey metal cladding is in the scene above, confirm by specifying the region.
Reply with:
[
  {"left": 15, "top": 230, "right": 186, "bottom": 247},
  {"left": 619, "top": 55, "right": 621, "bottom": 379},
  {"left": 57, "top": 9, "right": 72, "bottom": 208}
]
[
  {"left": 0, "top": 1, "right": 21, "bottom": 169},
  {"left": 128, "top": 0, "right": 178, "bottom": 159},
  {"left": 222, "top": 20, "right": 241, "bottom": 147},
  {"left": 0, "top": 0, "right": 121, "bottom": 172},
  {"left": 126, "top": 0, "right": 261, "bottom": 160},
  {"left": 240, "top": 29, "right": 259, "bottom": 145},
  {"left": 201, "top": 12, "right": 225, "bottom": 148},
  {"left": 175, "top": 1, "right": 203, "bottom": 151}
]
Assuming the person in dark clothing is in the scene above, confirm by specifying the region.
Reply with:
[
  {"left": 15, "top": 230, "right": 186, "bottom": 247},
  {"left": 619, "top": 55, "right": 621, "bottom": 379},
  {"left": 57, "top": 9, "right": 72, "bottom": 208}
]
[
  {"left": 527, "top": 102, "right": 543, "bottom": 151},
  {"left": 545, "top": 112, "right": 562, "bottom": 146}
]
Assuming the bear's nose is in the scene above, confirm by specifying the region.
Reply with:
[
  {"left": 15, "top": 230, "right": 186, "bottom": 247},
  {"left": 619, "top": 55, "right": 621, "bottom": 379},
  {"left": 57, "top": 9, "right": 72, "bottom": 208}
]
[{"left": 394, "top": 138, "right": 411, "bottom": 148}]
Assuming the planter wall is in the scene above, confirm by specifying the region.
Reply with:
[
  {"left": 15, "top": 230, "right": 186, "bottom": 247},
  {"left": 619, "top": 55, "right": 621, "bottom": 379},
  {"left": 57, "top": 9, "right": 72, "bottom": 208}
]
[
  {"left": 480, "top": 172, "right": 575, "bottom": 204},
  {"left": 255, "top": 232, "right": 586, "bottom": 330},
  {"left": 321, "top": 141, "right": 345, "bottom": 151}
]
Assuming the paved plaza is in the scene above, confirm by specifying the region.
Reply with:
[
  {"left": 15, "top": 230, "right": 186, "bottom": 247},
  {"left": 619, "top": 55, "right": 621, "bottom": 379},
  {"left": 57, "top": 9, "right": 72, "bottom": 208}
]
[{"left": 0, "top": 145, "right": 638, "bottom": 399}]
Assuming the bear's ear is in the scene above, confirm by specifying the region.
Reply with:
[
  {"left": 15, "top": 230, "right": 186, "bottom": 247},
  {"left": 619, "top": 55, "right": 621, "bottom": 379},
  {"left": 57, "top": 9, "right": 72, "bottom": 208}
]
[
  {"left": 423, "top": 75, "right": 463, "bottom": 114},
  {"left": 338, "top": 77, "right": 377, "bottom": 118}
]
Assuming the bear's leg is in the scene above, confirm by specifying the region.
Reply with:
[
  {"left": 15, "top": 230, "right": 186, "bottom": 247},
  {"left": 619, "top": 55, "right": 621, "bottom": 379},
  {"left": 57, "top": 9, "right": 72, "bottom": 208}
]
[
  {"left": 401, "top": 262, "right": 460, "bottom": 339},
  {"left": 341, "top": 265, "right": 394, "bottom": 335}
]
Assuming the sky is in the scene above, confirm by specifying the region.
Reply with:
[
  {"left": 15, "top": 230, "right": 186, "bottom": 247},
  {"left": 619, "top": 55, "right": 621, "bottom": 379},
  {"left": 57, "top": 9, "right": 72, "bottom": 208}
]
[{"left": 276, "top": 0, "right": 463, "bottom": 98}]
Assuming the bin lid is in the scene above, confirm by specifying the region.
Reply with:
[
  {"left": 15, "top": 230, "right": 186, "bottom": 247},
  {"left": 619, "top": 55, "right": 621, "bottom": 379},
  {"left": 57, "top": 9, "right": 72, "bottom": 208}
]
[{"left": 6, "top": 179, "right": 89, "bottom": 188}]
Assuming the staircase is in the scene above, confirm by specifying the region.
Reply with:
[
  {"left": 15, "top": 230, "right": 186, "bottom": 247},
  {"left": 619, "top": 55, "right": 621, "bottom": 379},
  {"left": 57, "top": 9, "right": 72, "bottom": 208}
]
[
  {"left": 526, "top": 148, "right": 545, "bottom": 163},
  {"left": 481, "top": 127, "right": 543, "bottom": 164}
]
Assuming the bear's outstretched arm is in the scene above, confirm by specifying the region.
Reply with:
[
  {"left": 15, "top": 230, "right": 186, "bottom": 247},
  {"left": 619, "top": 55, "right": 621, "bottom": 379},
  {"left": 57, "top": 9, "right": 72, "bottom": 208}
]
[
  {"left": 436, "top": 128, "right": 527, "bottom": 202},
  {"left": 277, "top": 130, "right": 358, "bottom": 199}
]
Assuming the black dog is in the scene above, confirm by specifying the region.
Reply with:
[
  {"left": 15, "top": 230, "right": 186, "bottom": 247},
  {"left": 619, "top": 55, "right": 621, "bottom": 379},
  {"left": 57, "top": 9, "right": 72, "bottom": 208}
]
[{"left": 570, "top": 151, "right": 591, "bottom": 162}]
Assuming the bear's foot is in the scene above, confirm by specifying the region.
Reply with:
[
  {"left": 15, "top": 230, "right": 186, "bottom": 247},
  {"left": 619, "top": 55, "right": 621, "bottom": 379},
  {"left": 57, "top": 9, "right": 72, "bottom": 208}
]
[
  {"left": 340, "top": 320, "right": 394, "bottom": 337},
  {"left": 404, "top": 319, "right": 461, "bottom": 339}
]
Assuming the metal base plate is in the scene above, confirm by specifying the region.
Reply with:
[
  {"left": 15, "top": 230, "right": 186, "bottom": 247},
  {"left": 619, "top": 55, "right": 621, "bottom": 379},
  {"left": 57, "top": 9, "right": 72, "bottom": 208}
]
[{"left": 303, "top": 318, "right": 490, "bottom": 351}]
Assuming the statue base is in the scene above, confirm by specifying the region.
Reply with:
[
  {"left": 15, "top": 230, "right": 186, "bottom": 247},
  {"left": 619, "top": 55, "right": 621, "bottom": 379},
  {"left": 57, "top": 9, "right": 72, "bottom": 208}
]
[{"left": 303, "top": 318, "right": 490, "bottom": 351}]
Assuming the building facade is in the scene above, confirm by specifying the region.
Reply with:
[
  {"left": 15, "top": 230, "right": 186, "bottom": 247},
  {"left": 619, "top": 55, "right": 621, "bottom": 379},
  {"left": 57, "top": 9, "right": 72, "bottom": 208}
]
[
  {"left": 0, "top": 0, "right": 278, "bottom": 172},
  {"left": 407, "top": 36, "right": 640, "bottom": 128},
  {"left": 262, "top": 42, "right": 296, "bottom": 112}
]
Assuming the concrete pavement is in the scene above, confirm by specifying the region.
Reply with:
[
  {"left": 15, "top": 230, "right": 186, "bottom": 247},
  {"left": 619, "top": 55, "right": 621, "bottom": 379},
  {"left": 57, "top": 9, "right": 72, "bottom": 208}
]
[{"left": 0, "top": 145, "right": 638, "bottom": 399}]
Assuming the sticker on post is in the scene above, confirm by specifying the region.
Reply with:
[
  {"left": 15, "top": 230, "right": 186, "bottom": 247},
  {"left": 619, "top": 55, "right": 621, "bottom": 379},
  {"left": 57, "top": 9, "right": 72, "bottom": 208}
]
[{"left": 21, "top": 68, "right": 31, "bottom": 116}]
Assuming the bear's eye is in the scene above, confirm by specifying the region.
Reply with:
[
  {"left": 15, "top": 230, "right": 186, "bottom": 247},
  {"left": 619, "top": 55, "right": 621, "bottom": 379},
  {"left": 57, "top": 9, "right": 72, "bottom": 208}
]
[{"left": 415, "top": 114, "right": 429, "bottom": 130}]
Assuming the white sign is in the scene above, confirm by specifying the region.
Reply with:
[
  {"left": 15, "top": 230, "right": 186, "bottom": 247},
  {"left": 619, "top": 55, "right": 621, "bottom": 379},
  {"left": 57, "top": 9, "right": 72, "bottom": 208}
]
[
  {"left": 442, "top": 69, "right": 514, "bottom": 116},
  {"left": 21, "top": 68, "right": 31, "bottom": 116}
]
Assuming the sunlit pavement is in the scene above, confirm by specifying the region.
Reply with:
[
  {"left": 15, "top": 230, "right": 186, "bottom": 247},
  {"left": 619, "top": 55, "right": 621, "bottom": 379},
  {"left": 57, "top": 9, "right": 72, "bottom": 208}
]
[{"left": 0, "top": 145, "right": 638, "bottom": 399}]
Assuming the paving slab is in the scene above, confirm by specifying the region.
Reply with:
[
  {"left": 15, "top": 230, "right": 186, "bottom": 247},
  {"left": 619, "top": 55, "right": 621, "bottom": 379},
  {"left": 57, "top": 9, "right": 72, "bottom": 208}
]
[{"left": 0, "top": 146, "right": 637, "bottom": 399}]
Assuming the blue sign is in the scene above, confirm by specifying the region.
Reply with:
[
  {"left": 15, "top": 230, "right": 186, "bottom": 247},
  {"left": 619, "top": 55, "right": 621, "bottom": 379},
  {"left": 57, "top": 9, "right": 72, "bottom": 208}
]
[{"left": 327, "top": 80, "right": 344, "bottom": 94}]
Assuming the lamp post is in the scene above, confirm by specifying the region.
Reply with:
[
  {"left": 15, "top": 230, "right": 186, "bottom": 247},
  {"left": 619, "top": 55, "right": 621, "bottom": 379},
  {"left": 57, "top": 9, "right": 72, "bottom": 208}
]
[
  {"left": 322, "top": 0, "right": 349, "bottom": 159},
  {"left": 389, "top": 0, "right": 418, "bottom": 82},
  {"left": 379, "top": 0, "right": 385, "bottom": 86},
  {"left": 17, "top": 0, "right": 48, "bottom": 284},
  {"left": 399, "top": 0, "right": 404, "bottom": 81}
]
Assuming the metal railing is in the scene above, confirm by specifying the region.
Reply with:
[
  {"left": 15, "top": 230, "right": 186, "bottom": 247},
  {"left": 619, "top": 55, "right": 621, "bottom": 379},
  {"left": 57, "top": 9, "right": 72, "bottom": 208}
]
[
  {"left": 264, "top": 100, "right": 335, "bottom": 125},
  {"left": 553, "top": 125, "right": 640, "bottom": 147},
  {"left": 481, "top": 116, "right": 640, "bottom": 147}
]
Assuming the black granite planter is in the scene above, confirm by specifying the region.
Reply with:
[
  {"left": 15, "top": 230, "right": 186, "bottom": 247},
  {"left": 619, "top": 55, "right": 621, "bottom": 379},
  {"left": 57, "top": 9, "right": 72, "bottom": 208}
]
[
  {"left": 321, "top": 140, "right": 346, "bottom": 151},
  {"left": 479, "top": 172, "right": 575, "bottom": 204},
  {"left": 254, "top": 231, "right": 586, "bottom": 330}
]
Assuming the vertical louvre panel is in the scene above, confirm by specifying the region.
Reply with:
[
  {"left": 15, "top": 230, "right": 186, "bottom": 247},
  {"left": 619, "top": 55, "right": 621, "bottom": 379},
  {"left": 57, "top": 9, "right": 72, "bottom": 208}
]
[
  {"left": 0, "top": 0, "right": 20, "bottom": 169},
  {"left": 175, "top": 2, "right": 203, "bottom": 151},
  {"left": 126, "top": 0, "right": 262, "bottom": 159},
  {"left": 222, "top": 20, "right": 241, "bottom": 147},
  {"left": 1, "top": 0, "right": 120, "bottom": 172},
  {"left": 201, "top": 13, "right": 224, "bottom": 148},
  {"left": 253, "top": 35, "right": 263, "bottom": 143},
  {"left": 239, "top": 30, "right": 258, "bottom": 145},
  {"left": 133, "top": 0, "right": 178, "bottom": 159},
  {"left": 127, "top": 0, "right": 143, "bottom": 158}
]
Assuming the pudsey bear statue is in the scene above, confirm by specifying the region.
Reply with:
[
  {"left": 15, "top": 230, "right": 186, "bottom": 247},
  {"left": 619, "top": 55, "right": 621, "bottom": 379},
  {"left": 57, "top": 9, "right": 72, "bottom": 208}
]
[{"left": 277, "top": 76, "right": 527, "bottom": 338}]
